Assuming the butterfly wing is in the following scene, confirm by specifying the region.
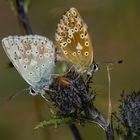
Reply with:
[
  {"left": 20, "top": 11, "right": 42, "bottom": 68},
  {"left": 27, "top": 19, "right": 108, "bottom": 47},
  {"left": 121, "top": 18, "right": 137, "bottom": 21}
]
[
  {"left": 2, "top": 35, "right": 55, "bottom": 88},
  {"left": 55, "top": 7, "right": 93, "bottom": 73}
]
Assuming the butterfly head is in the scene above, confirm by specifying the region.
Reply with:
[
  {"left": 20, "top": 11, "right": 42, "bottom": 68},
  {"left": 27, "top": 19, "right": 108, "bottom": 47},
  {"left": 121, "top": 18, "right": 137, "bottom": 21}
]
[
  {"left": 29, "top": 87, "right": 38, "bottom": 96},
  {"left": 87, "top": 63, "right": 99, "bottom": 76}
]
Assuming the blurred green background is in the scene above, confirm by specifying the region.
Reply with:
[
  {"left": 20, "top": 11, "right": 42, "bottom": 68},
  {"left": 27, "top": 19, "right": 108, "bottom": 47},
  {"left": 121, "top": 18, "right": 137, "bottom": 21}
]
[{"left": 0, "top": 0, "right": 140, "bottom": 139}]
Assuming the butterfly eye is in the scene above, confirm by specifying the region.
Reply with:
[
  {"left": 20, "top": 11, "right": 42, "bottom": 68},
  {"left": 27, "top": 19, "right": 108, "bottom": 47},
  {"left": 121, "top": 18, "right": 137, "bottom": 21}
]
[
  {"left": 84, "top": 51, "right": 89, "bottom": 56},
  {"left": 85, "top": 41, "right": 89, "bottom": 46},
  {"left": 93, "top": 64, "right": 99, "bottom": 72},
  {"left": 30, "top": 88, "right": 36, "bottom": 95}
]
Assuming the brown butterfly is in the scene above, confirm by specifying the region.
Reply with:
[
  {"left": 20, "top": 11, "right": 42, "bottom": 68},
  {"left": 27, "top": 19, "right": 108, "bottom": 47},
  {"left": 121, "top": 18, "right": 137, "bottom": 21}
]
[{"left": 55, "top": 7, "right": 98, "bottom": 76}]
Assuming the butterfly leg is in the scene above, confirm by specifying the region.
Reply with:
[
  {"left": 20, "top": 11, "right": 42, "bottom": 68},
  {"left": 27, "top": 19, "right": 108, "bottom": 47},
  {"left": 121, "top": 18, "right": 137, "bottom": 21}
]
[
  {"left": 40, "top": 89, "right": 56, "bottom": 102},
  {"left": 41, "top": 93, "right": 49, "bottom": 102}
]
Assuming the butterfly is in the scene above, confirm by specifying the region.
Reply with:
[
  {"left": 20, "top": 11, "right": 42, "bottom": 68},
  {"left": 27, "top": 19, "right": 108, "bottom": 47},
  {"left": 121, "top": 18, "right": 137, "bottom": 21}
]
[
  {"left": 55, "top": 7, "right": 98, "bottom": 76},
  {"left": 2, "top": 35, "right": 55, "bottom": 99}
]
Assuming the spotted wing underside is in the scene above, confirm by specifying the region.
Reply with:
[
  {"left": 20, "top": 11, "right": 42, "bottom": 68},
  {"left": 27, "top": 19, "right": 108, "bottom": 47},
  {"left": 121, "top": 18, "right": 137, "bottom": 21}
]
[
  {"left": 2, "top": 35, "right": 55, "bottom": 86},
  {"left": 55, "top": 8, "right": 93, "bottom": 73}
]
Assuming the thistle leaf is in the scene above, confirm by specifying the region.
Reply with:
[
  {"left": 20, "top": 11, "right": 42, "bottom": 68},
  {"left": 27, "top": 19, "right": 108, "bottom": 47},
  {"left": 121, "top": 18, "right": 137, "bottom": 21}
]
[{"left": 34, "top": 117, "right": 74, "bottom": 130}]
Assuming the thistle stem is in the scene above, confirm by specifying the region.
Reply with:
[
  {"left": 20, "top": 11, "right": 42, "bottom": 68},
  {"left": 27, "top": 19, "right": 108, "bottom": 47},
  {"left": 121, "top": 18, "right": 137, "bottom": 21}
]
[
  {"left": 105, "top": 123, "right": 114, "bottom": 140},
  {"left": 69, "top": 124, "right": 83, "bottom": 140},
  {"left": 85, "top": 102, "right": 114, "bottom": 140},
  {"left": 16, "top": 0, "right": 32, "bottom": 34}
]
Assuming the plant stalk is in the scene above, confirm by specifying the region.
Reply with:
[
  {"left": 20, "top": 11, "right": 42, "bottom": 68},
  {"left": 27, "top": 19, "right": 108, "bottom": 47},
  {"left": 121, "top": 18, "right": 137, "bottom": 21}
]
[{"left": 69, "top": 124, "right": 82, "bottom": 140}]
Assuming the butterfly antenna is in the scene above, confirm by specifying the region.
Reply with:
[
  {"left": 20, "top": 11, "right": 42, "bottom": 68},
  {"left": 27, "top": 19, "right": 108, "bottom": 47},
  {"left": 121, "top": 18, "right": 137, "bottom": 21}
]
[
  {"left": 107, "top": 64, "right": 112, "bottom": 124},
  {"left": 41, "top": 94, "right": 49, "bottom": 102},
  {"left": 7, "top": 88, "right": 29, "bottom": 101},
  {"left": 0, "top": 88, "right": 29, "bottom": 106},
  {"left": 41, "top": 89, "right": 56, "bottom": 103},
  {"left": 98, "top": 60, "right": 123, "bottom": 65}
]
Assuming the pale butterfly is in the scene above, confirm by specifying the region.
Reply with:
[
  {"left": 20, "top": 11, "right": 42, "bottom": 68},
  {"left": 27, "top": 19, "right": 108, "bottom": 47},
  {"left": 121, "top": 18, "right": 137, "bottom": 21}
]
[
  {"left": 2, "top": 35, "right": 55, "bottom": 100},
  {"left": 55, "top": 7, "right": 98, "bottom": 76}
]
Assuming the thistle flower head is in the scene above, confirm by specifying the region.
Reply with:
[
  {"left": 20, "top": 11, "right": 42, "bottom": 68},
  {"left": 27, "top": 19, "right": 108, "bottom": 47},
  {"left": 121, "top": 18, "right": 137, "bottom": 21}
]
[
  {"left": 118, "top": 90, "right": 140, "bottom": 135},
  {"left": 49, "top": 70, "right": 95, "bottom": 117}
]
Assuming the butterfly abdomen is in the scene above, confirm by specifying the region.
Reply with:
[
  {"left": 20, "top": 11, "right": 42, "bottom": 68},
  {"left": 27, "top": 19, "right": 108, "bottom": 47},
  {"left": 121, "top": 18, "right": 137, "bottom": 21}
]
[{"left": 57, "top": 76, "right": 71, "bottom": 88}]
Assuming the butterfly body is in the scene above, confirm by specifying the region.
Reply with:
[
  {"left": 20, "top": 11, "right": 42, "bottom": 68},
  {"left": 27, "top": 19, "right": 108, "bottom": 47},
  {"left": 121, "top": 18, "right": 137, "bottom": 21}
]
[
  {"left": 55, "top": 7, "right": 97, "bottom": 75},
  {"left": 2, "top": 35, "right": 55, "bottom": 96},
  {"left": 57, "top": 76, "right": 71, "bottom": 88}
]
